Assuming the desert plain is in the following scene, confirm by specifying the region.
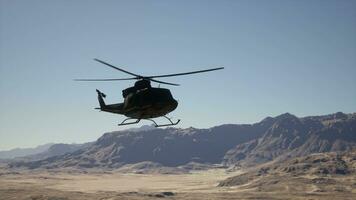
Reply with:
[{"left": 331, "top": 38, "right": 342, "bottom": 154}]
[{"left": 1, "top": 166, "right": 355, "bottom": 200}]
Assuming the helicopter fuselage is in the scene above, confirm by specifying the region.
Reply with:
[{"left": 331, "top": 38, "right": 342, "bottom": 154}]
[
  {"left": 99, "top": 87, "right": 178, "bottom": 119},
  {"left": 122, "top": 87, "right": 178, "bottom": 119}
]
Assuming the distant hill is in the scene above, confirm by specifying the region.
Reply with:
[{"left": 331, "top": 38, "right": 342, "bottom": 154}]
[
  {"left": 21, "top": 142, "right": 93, "bottom": 161},
  {"left": 0, "top": 143, "right": 53, "bottom": 159},
  {"left": 0, "top": 143, "right": 93, "bottom": 165},
  {"left": 9, "top": 112, "right": 356, "bottom": 170}
]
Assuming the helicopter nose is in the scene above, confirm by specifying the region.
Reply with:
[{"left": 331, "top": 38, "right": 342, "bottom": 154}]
[{"left": 172, "top": 99, "right": 178, "bottom": 109}]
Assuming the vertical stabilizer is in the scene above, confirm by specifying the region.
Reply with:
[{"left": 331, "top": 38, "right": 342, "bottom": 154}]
[{"left": 96, "top": 89, "right": 106, "bottom": 109}]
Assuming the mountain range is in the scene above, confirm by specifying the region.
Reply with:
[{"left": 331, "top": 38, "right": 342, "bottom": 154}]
[{"left": 8, "top": 112, "right": 356, "bottom": 170}]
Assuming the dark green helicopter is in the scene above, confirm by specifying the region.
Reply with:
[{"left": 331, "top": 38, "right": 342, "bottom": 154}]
[{"left": 75, "top": 59, "right": 223, "bottom": 127}]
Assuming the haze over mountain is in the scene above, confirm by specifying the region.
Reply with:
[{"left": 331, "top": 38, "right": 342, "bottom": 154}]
[
  {"left": 0, "top": 143, "right": 92, "bottom": 162},
  {"left": 9, "top": 112, "right": 356, "bottom": 170},
  {"left": 0, "top": 143, "right": 53, "bottom": 159},
  {"left": 21, "top": 142, "right": 93, "bottom": 161}
]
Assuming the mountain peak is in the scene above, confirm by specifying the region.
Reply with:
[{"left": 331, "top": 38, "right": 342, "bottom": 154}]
[
  {"left": 125, "top": 124, "right": 157, "bottom": 132},
  {"left": 271, "top": 113, "right": 300, "bottom": 127},
  {"left": 276, "top": 112, "right": 297, "bottom": 120},
  {"left": 332, "top": 112, "right": 347, "bottom": 119}
]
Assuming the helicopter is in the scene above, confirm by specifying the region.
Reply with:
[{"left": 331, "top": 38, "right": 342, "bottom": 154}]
[{"left": 75, "top": 59, "right": 223, "bottom": 127}]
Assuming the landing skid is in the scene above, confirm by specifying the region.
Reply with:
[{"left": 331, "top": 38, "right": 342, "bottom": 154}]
[
  {"left": 118, "top": 118, "right": 141, "bottom": 126},
  {"left": 118, "top": 116, "right": 180, "bottom": 127},
  {"left": 147, "top": 116, "right": 181, "bottom": 127}
]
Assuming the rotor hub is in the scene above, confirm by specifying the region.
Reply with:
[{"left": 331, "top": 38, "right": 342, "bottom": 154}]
[{"left": 134, "top": 79, "right": 151, "bottom": 89}]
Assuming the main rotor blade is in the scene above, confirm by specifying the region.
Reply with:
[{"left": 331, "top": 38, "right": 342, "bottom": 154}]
[
  {"left": 94, "top": 58, "right": 142, "bottom": 78},
  {"left": 150, "top": 79, "right": 180, "bottom": 86},
  {"left": 145, "top": 67, "right": 224, "bottom": 78},
  {"left": 74, "top": 78, "right": 137, "bottom": 81}
]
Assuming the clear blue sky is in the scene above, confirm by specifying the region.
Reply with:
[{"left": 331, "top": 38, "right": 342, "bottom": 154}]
[{"left": 0, "top": 0, "right": 355, "bottom": 150}]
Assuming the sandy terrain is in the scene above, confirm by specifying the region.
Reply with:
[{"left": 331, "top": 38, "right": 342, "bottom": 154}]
[{"left": 0, "top": 168, "right": 354, "bottom": 200}]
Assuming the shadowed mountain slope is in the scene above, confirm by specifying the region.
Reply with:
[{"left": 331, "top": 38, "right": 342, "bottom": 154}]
[{"left": 223, "top": 112, "right": 356, "bottom": 167}]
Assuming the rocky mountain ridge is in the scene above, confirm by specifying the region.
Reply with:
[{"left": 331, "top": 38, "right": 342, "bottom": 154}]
[{"left": 223, "top": 112, "right": 356, "bottom": 167}]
